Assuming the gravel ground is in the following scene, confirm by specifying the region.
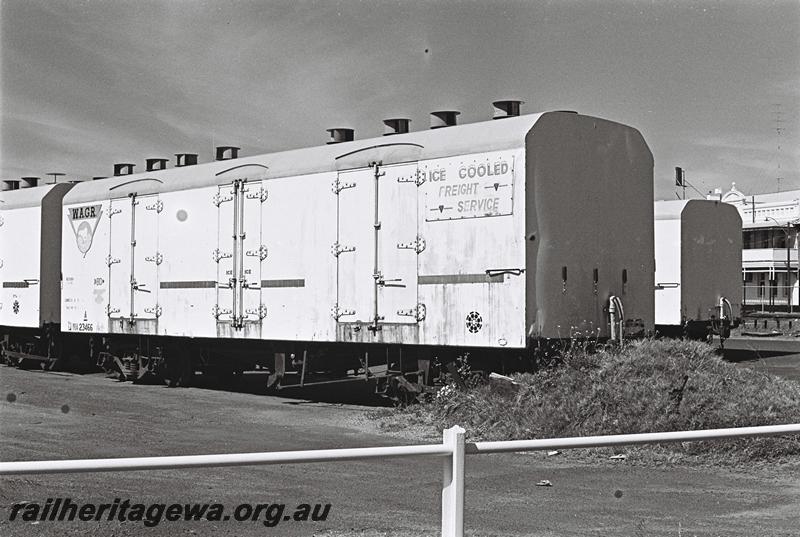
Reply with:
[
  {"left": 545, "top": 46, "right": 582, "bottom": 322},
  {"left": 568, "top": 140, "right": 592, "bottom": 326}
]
[{"left": 1, "top": 366, "right": 799, "bottom": 536}]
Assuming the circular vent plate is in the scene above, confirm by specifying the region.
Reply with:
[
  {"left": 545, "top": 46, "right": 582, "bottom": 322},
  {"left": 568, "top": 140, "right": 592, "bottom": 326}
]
[{"left": 466, "top": 311, "right": 483, "bottom": 333}]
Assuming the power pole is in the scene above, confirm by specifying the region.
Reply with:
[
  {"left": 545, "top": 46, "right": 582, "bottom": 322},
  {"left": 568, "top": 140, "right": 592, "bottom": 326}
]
[{"left": 787, "top": 222, "right": 792, "bottom": 313}]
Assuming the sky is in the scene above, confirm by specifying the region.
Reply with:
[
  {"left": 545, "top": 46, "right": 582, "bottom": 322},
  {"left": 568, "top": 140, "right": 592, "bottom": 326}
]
[{"left": 1, "top": 0, "right": 798, "bottom": 200}]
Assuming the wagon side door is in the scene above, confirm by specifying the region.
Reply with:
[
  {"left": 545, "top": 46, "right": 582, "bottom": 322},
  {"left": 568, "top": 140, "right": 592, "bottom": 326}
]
[
  {"left": 334, "top": 168, "right": 374, "bottom": 323},
  {"left": 133, "top": 194, "right": 161, "bottom": 319},
  {"left": 107, "top": 196, "right": 132, "bottom": 320},
  {"left": 214, "top": 184, "right": 236, "bottom": 325},
  {"left": 240, "top": 180, "right": 266, "bottom": 325},
  {"left": 334, "top": 163, "right": 420, "bottom": 326},
  {"left": 377, "top": 163, "right": 420, "bottom": 324}
]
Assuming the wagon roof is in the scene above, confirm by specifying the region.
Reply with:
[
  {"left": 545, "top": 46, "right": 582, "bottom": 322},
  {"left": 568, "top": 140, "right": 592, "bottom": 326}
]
[
  {"left": 654, "top": 199, "right": 741, "bottom": 222},
  {"left": 0, "top": 183, "right": 73, "bottom": 210},
  {"left": 62, "top": 113, "right": 550, "bottom": 204}
]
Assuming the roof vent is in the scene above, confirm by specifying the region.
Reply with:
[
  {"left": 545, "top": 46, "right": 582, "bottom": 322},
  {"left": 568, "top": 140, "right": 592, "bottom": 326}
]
[
  {"left": 146, "top": 158, "right": 169, "bottom": 171},
  {"left": 3, "top": 180, "right": 20, "bottom": 190},
  {"left": 326, "top": 128, "right": 354, "bottom": 144},
  {"left": 20, "top": 177, "right": 40, "bottom": 188},
  {"left": 113, "top": 163, "right": 135, "bottom": 176},
  {"left": 492, "top": 100, "right": 524, "bottom": 119},
  {"left": 215, "top": 146, "right": 240, "bottom": 161},
  {"left": 175, "top": 153, "right": 198, "bottom": 167},
  {"left": 430, "top": 110, "right": 460, "bottom": 129},
  {"left": 383, "top": 118, "right": 411, "bottom": 136}
]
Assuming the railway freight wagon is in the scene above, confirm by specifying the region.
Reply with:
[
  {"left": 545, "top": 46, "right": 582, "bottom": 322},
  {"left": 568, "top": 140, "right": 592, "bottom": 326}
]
[
  {"left": 0, "top": 181, "right": 74, "bottom": 367},
  {"left": 60, "top": 111, "right": 654, "bottom": 388},
  {"left": 654, "top": 199, "right": 742, "bottom": 340}
]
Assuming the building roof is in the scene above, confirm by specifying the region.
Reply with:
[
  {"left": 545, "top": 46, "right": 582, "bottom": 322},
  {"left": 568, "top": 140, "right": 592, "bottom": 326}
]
[
  {"left": 722, "top": 184, "right": 800, "bottom": 205},
  {"left": 715, "top": 182, "right": 800, "bottom": 228}
]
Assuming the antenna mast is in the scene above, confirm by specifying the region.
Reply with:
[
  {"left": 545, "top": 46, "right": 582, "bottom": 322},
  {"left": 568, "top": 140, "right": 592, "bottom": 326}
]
[{"left": 774, "top": 103, "right": 784, "bottom": 192}]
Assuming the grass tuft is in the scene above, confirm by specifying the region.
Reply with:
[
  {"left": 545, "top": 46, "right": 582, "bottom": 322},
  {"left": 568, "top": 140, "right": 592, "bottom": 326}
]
[{"left": 380, "top": 339, "right": 800, "bottom": 464}]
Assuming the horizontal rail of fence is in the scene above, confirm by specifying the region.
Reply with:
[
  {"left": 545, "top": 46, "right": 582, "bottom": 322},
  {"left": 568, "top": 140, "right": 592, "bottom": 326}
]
[
  {"left": 0, "top": 443, "right": 452, "bottom": 475},
  {"left": 2, "top": 423, "right": 800, "bottom": 537}
]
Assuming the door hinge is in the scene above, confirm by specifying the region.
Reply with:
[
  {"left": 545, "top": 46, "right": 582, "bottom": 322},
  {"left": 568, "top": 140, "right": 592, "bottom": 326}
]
[
  {"left": 106, "top": 304, "right": 120, "bottom": 316},
  {"left": 213, "top": 192, "right": 234, "bottom": 207},
  {"left": 245, "top": 186, "right": 269, "bottom": 202},
  {"left": 106, "top": 255, "right": 121, "bottom": 266},
  {"left": 145, "top": 252, "right": 163, "bottom": 265},
  {"left": 397, "top": 235, "right": 426, "bottom": 253},
  {"left": 212, "top": 304, "right": 232, "bottom": 319},
  {"left": 108, "top": 208, "right": 122, "bottom": 218},
  {"left": 397, "top": 303, "right": 426, "bottom": 322},
  {"left": 144, "top": 305, "right": 162, "bottom": 317},
  {"left": 331, "top": 242, "right": 356, "bottom": 257},
  {"left": 145, "top": 200, "right": 164, "bottom": 213},
  {"left": 245, "top": 304, "right": 268, "bottom": 319},
  {"left": 332, "top": 305, "right": 355, "bottom": 320},
  {"left": 332, "top": 178, "right": 356, "bottom": 194},
  {"left": 397, "top": 170, "right": 426, "bottom": 186},
  {"left": 246, "top": 245, "right": 268, "bottom": 261},
  {"left": 212, "top": 249, "right": 233, "bottom": 262}
]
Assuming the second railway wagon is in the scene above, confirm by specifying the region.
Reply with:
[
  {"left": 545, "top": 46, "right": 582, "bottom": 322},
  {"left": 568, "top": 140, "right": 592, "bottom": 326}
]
[
  {"left": 654, "top": 199, "right": 742, "bottom": 340},
  {"left": 1, "top": 182, "right": 74, "bottom": 366},
  {"left": 60, "top": 111, "right": 654, "bottom": 384}
]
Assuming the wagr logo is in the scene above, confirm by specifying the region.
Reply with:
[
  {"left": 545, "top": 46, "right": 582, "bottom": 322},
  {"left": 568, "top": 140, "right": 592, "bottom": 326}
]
[{"left": 67, "top": 204, "right": 103, "bottom": 256}]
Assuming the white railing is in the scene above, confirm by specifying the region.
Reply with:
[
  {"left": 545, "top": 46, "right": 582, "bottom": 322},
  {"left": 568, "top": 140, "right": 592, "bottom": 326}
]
[{"left": 2, "top": 423, "right": 800, "bottom": 537}]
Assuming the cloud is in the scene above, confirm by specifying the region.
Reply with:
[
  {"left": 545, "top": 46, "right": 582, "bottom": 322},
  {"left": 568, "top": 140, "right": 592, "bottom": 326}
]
[{"left": 3, "top": 0, "right": 799, "bottom": 200}]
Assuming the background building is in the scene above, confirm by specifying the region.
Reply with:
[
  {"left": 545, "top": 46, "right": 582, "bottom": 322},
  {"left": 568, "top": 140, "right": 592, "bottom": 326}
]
[{"left": 712, "top": 183, "right": 800, "bottom": 312}]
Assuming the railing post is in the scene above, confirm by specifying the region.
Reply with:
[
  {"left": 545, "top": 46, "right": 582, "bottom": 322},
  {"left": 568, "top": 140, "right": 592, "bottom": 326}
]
[{"left": 441, "top": 425, "right": 465, "bottom": 537}]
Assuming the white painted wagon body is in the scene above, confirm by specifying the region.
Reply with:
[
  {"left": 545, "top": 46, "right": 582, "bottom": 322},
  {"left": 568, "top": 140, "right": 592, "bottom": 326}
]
[
  {"left": 654, "top": 199, "right": 742, "bottom": 328},
  {"left": 1, "top": 183, "right": 73, "bottom": 329},
  {"left": 61, "top": 111, "right": 654, "bottom": 349}
]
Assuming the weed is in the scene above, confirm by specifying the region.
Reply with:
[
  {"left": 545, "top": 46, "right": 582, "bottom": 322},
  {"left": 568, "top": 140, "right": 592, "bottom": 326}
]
[{"left": 382, "top": 338, "right": 800, "bottom": 464}]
